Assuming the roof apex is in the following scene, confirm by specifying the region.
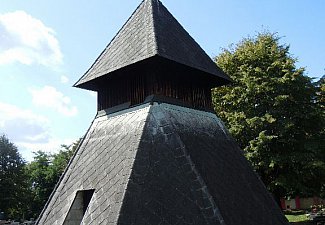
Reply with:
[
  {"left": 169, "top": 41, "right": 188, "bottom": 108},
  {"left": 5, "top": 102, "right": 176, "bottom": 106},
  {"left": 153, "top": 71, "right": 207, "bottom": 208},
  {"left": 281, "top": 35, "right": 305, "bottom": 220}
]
[{"left": 74, "top": 0, "right": 230, "bottom": 89}]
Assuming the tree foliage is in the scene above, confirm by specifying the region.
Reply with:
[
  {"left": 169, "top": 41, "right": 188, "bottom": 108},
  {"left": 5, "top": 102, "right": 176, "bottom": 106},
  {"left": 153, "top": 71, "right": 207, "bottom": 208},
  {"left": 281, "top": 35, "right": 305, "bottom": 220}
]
[
  {"left": 0, "top": 135, "right": 29, "bottom": 220},
  {"left": 0, "top": 135, "right": 80, "bottom": 220},
  {"left": 26, "top": 139, "right": 80, "bottom": 218},
  {"left": 315, "top": 75, "right": 325, "bottom": 109},
  {"left": 26, "top": 151, "right": 55, "bottom": 218},
  {"left": 313, "top": 75, "right": 325, "bottom": 197},
  {"left": 26, "top": 147, "right": 74, "bottom": 218},
  {"left": 213, "top": 32, "right": 325, "bottom": 198}
]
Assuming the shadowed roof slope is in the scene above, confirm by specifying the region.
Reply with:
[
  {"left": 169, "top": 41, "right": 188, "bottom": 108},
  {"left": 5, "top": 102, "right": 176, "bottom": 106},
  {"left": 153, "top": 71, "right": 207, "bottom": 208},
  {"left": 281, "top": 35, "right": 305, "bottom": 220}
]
[
  {"left": 36, "top": 103, "right": 289, "bottom": 225},
  {"left": 74, "top": 0, "right": 230, "bottom": 89}
]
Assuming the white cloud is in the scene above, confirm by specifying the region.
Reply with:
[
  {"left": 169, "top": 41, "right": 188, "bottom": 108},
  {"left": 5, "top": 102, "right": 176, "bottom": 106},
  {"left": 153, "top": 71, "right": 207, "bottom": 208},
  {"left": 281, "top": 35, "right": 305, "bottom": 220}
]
[
  {"left": 60, "top": 75, "right": 69, "bottom": 84},
  {"left": 18, "top": 137, "right": 75, "bottom": 162},
  {"left": 0, "top": 102, "right": 78, "bottom": 162},
  {"left": 29, "top": 86, "right": 78, "bottom": 117},
  {"left": 0, "top": 10, "right": 63, "bottom": 67},
  {"left": 0, "top": 102, "right": 50, "bottom": 145}
]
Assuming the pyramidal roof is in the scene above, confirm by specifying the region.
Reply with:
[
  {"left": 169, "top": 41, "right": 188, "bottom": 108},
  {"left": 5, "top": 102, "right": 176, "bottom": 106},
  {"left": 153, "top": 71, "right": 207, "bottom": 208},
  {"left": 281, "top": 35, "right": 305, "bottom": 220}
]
[
  {"left": 74, "top": 0, "right": 230, "bottom": 88},
  {"left": 36, "top": 103, "right": 289, "bottom": 225}
]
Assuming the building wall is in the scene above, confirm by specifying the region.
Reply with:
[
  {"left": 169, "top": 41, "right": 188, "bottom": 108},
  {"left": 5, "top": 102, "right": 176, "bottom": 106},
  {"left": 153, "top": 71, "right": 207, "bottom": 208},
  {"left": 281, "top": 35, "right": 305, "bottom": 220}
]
[{"left": 281, "top": 197, "right": 325, "bottom": 210}]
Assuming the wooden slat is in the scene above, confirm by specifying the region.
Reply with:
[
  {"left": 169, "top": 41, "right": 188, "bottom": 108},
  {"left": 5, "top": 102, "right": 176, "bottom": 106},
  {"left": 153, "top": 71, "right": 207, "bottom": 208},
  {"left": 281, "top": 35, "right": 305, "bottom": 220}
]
[{"left": 97, "top": 72, "right": 213, "bottom": 111}]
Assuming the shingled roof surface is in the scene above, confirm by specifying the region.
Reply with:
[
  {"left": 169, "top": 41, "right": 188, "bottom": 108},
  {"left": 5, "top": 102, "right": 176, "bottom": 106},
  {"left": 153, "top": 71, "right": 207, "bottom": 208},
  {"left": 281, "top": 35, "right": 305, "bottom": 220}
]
[
  {"left": 74, "top": 0, "right": 230, "bottom": 88},
  {"left": 37, "top": 103, "right": 289, "bottom": 225}
]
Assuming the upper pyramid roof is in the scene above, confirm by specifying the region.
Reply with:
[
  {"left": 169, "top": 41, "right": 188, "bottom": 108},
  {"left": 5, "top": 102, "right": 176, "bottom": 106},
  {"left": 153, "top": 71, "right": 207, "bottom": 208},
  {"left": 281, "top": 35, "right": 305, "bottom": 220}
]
[{"left": 74, "top": 0, "right": 230, "bottom": 89}]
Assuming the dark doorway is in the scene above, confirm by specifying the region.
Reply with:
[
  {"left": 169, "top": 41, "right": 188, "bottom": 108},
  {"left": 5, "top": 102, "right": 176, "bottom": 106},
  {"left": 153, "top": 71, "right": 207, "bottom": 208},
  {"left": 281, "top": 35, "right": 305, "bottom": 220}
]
[{"left": 63, "top": 189, "right": 95, "bottom": 225}]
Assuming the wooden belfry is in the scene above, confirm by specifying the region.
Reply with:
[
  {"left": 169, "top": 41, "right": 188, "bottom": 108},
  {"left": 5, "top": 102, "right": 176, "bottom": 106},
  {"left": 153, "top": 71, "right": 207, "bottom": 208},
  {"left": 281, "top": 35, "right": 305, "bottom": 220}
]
[{"left": 37, "top": 0, "right": 289, "bottom": 224}]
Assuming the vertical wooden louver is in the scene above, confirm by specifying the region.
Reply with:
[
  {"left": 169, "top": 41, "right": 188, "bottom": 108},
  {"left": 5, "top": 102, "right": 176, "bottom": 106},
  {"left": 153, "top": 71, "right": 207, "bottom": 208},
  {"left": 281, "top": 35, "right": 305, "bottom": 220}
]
[{"left": 97, "top": 62, "right": 213, "bottom": 111}]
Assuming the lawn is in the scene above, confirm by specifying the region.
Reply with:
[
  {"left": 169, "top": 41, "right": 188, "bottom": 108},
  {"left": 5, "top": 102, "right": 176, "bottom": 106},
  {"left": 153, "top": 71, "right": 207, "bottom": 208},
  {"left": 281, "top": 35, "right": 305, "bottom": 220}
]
[{"left": 285, "top": 213, "right": 309, "bottom": 223}]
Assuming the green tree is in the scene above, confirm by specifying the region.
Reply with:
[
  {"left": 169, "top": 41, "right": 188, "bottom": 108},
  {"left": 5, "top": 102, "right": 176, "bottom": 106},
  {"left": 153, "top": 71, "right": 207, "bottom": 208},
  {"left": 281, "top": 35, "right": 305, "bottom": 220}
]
[
  {"left": 212, "top": 32, "right": 325, "bottom": 200},
  {"left": 48, "top": 140, "right": 79, "bottom": 185},
  {"left": 313, "top": 75, "right": 325, "bottom": 197},
  {"left": 26, "top": 151, "right": 54, "bottom": 218},
  {"left": 26, "top": 139, "right": 80, "bottom": 218},
  {"left": 0, "top": 135, "right": 28, "bottom": 220},
  {"left": 315, "top": 75, "right": 325, "bottom": 109}
]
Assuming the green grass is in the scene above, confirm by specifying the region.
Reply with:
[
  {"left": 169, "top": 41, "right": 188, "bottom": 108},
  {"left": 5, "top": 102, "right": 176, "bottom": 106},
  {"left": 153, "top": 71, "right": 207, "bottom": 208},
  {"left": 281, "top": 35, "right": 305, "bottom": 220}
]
[{"left": 285, "top": 214, "right": 309, "bottom": 223}]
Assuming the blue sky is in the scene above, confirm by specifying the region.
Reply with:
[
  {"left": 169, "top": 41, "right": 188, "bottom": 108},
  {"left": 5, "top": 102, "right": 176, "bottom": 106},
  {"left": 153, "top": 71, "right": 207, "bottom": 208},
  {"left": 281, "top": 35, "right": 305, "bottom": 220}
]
[{"left": 1, "top": 0, "right": 324, "bottom": 161}]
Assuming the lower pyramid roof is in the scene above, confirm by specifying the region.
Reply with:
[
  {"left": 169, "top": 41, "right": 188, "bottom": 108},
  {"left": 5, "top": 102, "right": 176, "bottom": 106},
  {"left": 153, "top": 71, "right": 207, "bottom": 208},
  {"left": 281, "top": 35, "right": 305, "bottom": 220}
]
[{"left": 37, "top": 103, "right": 289, "bottom": 225}]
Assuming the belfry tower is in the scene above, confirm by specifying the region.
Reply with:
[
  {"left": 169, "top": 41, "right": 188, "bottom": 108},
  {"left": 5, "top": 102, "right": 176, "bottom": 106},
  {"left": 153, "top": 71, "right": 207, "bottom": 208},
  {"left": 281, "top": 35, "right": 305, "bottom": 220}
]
[{"left": 37, "top": 1, "right": 289, "bottom": 225}]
